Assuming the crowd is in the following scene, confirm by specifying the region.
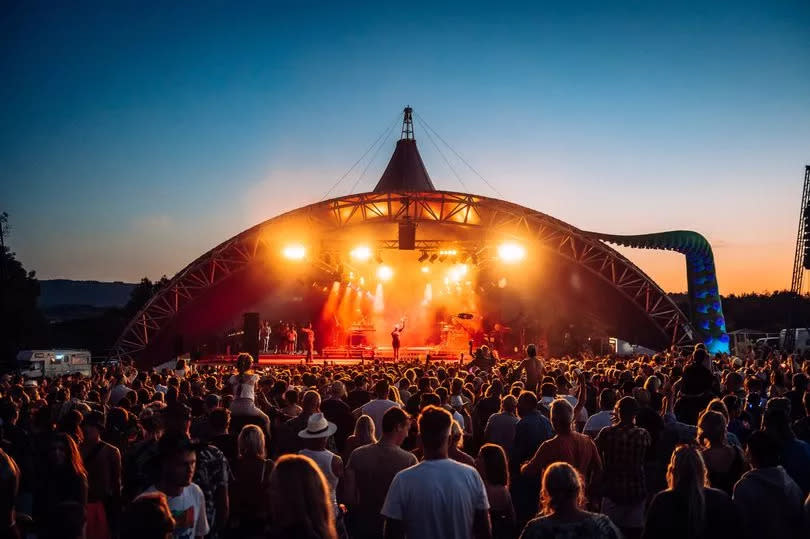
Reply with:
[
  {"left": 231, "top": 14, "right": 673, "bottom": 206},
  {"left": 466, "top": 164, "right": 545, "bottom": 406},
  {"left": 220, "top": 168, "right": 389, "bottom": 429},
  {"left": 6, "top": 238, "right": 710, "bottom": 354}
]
[{"left": 1, "top": 344, "right": 810, "bottom": 539}]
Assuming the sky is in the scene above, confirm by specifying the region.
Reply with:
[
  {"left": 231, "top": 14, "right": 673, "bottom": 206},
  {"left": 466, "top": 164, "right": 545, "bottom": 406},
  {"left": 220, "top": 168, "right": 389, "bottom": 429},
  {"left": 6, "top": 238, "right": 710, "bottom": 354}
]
[{"left": 1, "top": 1, "right": 809, "bottom": 294}]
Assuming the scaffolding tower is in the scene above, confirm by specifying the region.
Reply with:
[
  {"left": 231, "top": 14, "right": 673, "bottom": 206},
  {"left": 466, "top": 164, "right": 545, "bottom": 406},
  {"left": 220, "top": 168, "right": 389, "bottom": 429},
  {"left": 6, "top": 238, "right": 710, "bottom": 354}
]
[{"left": 791, "top": 166, "right": 810, "bottom": 295}]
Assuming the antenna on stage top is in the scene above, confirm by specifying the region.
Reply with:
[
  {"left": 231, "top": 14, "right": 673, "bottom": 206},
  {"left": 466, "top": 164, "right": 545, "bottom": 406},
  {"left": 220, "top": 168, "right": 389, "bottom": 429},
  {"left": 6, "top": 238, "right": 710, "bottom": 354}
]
[{"left": 401, "top": 106, "right": 415, "bottom": 140}]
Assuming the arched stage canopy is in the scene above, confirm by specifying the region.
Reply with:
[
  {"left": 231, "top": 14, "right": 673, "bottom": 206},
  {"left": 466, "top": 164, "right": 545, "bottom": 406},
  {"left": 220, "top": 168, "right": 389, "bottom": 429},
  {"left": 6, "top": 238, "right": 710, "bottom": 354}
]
[{"left": 115, "top": 108, "right": 729, "bottom": 363}]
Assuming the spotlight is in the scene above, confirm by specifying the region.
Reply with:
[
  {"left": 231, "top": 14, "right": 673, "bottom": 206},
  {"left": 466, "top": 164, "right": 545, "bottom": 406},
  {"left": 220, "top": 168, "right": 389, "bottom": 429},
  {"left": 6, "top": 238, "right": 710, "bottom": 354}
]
[
  {"left": 429, "top": 253, "right": 438, "bottom": 263},
  {"left": 497, "top": 242, "right": 526, "bottom": 263},
  {"left": 375, "top": 252, "right": 384, "bottom": 264},
  {"left": 282, "top": 244, "right": 306, "bottom": 260},
  {"left": 350, "top": 245, "right": 372, "bottom": 262},
  {"left": 421, "top": 266, "right": 430, "bottom": 274},
  {"left": 377, "top": 265, "right": 393, "bottom": 281},
  {"left": 438, "top": 254, "right": 447, "bottom": 263},
  {"left": 418, "top": 251, "right": 429, "bottom": 263}
]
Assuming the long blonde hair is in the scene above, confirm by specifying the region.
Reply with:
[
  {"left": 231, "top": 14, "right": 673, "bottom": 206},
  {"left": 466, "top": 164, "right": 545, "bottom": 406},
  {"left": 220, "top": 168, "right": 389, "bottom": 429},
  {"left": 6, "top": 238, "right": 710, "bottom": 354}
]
[
  {"left": 268, "top": 455, "right": 337, "bottom": 539},
  {"left": 540, "top": 462, "right": 585, "bottom": 515},
  {"left": 353, "top": 414, "right": 377, "bottom": 444},
  {"left": 238, "top": 425, "right": 266, "bottom": 459},
  {"left": 667, "top": 445, "right": 708, "bottom": 538}
]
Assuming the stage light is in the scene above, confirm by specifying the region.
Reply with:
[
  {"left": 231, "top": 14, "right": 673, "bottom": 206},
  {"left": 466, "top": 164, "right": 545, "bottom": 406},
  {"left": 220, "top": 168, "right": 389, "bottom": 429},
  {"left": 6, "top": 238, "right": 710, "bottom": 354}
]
[
  {"left": 418, "top": 251, "right": 429, "bottom": 263},
  {"left": 350, "top": 245, "right": 372, "bottom": 262},
  {"left": 359, "top": 276, "right": 365, "bottom": 286},
  {"left": 438, "top": 254, "right": 447, "bottom": 263},
  {"left": 498, "top": 277, "right": 508, "bottom": 288},
  {"left": 377, "top": 265, "right": 393, "bottom": 281},
  {"left": 429, "top": 253, "right": 438, "bottom": 263},
  {"left": 421, "top": 266, "right": 430, "bottom": 274},
  {"left": 497, "top": 242, "right": 526, "bottom": 263},
  {"left": 282, "top": 244, "right": 306, "bottom": 260},
  {"left": 375, "top": 252, "right": 384, "bottom": 264},
  {"left": 447, "top": 264, "right": 468, "bottom": 283},
  {"left": 374, "top": 283, "right": 385, "bottom": 312}
]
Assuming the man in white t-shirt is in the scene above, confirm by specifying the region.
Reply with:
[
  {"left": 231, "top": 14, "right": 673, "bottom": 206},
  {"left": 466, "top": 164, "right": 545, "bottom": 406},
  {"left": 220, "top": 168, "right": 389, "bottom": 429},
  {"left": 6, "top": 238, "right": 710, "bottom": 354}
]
[
  {"left": 381, "top": 405, "right": 491, "bottom": 539},
  {"left": 356, "top": 379, "right": 400, "bottom": 436},
  {"left": 583, "top": 388, "right": 618, "bottom": 437},
  {"left": 144, "top": 433, "right": 210, "bottom": 539}
]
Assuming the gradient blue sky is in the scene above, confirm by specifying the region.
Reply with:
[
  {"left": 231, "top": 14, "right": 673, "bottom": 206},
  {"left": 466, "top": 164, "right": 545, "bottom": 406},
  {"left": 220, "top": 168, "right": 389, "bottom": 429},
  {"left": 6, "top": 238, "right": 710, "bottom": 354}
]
[{"left": 2, "top": 1, "right": 809, "bottom": 293}]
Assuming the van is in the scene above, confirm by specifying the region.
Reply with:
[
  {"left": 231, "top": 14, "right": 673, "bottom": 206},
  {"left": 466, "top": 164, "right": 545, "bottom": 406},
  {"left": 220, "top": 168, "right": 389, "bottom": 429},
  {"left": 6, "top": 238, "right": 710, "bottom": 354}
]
[{"left": 16, "top": 350, "right": 92, "bottom": 378}]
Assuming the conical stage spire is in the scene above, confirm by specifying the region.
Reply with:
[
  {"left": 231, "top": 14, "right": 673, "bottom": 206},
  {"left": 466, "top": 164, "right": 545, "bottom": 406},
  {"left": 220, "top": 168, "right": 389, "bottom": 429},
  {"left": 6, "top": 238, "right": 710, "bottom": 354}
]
[{"left": 373, "top": 106, "right": 435, "bottom": 193}]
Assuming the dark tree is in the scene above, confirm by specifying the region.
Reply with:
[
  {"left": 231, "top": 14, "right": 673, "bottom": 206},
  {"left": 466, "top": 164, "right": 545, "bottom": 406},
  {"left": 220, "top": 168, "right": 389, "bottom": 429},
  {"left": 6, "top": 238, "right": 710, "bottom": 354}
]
[
  {"left": 0, "top": 236, "right": 48, "bottom": 367},
  {"left": 123, "top": 275, "right": 169, "bottom": 317}
]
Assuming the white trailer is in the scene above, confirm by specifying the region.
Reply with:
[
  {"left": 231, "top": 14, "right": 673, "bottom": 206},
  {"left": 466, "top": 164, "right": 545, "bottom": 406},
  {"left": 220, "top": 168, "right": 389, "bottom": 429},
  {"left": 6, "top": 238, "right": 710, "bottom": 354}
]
[{"left": 16, "top": 350, "right": 92, "bottom": 378}]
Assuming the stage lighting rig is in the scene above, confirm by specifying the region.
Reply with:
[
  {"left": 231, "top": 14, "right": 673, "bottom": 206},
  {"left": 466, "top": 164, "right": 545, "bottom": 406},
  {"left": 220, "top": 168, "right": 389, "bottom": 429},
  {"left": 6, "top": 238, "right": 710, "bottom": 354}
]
[{"left": 418, "top": 251, "right": 429, "bottom": 263}]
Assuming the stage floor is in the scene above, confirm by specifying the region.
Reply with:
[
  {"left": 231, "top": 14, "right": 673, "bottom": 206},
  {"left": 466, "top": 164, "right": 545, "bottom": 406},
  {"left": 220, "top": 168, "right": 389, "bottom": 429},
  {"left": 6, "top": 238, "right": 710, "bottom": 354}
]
[{"left": 196, "top": 352, "right": 466, "bottom": 367}]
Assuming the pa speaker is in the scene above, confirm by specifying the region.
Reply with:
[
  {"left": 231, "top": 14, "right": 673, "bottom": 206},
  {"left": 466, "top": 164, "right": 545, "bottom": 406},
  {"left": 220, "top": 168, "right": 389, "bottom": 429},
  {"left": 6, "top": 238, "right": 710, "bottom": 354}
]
[
  {"left": 242, "top": 312, "right": 261, "bottom": 360},
  {"left": 399, "top": 220, "right": 416, "bottom": 250}
]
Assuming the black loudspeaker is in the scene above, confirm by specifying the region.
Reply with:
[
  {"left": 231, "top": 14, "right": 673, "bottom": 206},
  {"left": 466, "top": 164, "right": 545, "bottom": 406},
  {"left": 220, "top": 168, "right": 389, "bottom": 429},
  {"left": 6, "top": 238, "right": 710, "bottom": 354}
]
[
  {"left": 242, "top": 312, "right": 261, "bottom": 360},
  {"left": 173, "top": 334, "right": 184, "bottom": 357},
  {"left": 399, "top": 219, "right": 416, "bottom": 250}
]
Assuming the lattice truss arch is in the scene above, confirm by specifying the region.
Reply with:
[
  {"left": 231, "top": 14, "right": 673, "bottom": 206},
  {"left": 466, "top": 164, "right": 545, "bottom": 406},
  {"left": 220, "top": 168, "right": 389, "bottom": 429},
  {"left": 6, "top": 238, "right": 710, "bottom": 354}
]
[{"left": 115, "top": 191, "right": 696, "bottom": 360}]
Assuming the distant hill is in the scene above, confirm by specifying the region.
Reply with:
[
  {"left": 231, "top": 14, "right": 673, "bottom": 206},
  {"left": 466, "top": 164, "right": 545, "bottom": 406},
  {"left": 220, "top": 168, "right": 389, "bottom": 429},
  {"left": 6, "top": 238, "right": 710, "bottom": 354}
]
[{"left": 39, "top": 279, "right": 136, "bottom": 309}]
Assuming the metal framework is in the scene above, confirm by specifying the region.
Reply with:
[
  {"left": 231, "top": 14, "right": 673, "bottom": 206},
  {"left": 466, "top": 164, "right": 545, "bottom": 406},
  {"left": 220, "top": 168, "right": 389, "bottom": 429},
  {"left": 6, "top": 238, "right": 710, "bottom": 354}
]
[
  {"left": 114, "top": 191, "right": 697, "bottom": 361},
  {"left": 791, "top": 165, "right": 810, "bottom": 295}
]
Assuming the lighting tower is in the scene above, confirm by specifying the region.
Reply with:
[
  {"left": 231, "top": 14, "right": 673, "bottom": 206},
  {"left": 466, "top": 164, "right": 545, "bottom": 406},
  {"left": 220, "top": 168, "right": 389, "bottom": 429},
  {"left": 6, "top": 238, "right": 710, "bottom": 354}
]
[
  {"left": 790, "top": 166, "right": 810, "bottom": 295},
  {"left": 401, "top": 106, "right": 414, "bottom": 140}
]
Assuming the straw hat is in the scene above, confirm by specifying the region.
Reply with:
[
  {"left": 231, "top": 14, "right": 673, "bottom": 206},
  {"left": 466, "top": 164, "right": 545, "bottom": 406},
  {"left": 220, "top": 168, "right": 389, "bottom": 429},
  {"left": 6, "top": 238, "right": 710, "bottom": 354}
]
[{"left": 298, "top": 412, "right": 337, "bottom": 439}]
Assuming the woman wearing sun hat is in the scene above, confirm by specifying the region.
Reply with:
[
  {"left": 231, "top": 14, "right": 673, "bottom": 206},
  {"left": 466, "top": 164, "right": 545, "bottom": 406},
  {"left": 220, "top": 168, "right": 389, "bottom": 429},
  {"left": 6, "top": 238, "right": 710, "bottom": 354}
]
[{"left": 298, "top": 413, "right": 346, "bottom": 537}]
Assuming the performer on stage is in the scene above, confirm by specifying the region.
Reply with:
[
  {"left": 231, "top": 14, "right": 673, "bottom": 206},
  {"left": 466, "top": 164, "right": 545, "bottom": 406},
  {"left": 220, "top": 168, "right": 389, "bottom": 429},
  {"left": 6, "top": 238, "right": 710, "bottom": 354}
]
[
  {"left": 391, "top": 318, "right": 405, "bottom": 361},
  {"left": 260, "top": 320, "right": 270, "bottom": 353},
  {"left": 300, "top": 322, "right": 316, "bottom": 363}
]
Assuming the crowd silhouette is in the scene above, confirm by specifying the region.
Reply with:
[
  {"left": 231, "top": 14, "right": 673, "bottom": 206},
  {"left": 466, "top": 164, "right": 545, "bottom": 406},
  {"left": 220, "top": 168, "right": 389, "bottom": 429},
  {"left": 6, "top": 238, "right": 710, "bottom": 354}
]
[{"left": 0, "top": 343, "right": 809, "bottom": 538}]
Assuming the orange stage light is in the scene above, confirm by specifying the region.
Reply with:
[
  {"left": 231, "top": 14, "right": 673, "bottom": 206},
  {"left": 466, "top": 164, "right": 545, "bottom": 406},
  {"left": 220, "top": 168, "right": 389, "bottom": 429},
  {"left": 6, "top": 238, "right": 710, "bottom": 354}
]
[
  {"left": 282, "top": 244, "right": 306, "bottom": 260},
  {"left": 350, "top": 245, "right": 372, "bottom": 262},
  {"left": 497, "top": 242, "right": 526, "bottom": 263}
]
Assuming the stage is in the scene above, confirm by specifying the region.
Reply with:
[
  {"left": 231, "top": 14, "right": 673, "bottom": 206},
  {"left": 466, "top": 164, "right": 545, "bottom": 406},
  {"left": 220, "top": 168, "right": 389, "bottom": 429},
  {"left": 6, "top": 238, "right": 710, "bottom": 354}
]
[
  {"left": 196, "top": 345, "right": 469, "bottom": 367},
  {"left": 195, "top": 354, "right": 468, "bottom": 367}
]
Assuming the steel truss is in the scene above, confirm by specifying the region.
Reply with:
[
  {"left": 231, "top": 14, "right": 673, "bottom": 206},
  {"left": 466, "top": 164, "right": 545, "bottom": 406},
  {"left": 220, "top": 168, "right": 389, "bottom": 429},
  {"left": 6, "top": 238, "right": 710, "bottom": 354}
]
[{"left": 115, "top": 191, "right": 695, "bottom": 361}]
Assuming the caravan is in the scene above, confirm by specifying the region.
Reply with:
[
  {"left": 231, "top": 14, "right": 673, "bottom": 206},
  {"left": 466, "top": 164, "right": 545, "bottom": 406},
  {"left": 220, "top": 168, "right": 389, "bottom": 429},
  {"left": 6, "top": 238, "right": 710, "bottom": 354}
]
[{"left": 16, "top": 350, "right": 92, "bottom": 378}]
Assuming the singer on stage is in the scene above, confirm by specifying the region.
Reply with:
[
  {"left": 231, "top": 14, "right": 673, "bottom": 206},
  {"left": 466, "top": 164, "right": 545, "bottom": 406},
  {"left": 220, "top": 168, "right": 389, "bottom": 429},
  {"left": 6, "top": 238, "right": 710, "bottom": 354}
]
[{"left": 391, "top": 319, "right": 405, "bottom": 361}]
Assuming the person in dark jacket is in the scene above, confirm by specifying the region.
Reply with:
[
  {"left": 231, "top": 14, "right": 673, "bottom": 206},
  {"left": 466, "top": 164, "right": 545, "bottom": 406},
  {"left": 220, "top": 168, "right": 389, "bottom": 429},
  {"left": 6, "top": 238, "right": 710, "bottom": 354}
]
[
  {"left": 642, "top": 444, "right": 742, "bottom": 539},
  {"left": 732, "top": 431, "right": 804, "bottom": 539}
]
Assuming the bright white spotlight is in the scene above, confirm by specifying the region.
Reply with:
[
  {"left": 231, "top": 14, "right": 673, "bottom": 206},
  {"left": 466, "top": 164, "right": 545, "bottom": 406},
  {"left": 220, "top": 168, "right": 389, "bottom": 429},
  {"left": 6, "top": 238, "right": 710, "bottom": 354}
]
[
  {"left": 447, "top": 263, "right": 468, "bottom": 283},
  {"left": 497, "top": 242, "right": 526, "bottom": 263},
  {"left": 282, "top": 244, "right": 306, "bottom": 260},
  {"left": 374, "top": 283, "right": 384, "bottom": 312},
  {"left": 421, "top": 266, "right": 430, "bottom": 274},
  {"left": 377, "top": 265, "right": 393, "bottom": 281},
  {"left": 350, "top": 245, "right": 372, "bottom": 262}
]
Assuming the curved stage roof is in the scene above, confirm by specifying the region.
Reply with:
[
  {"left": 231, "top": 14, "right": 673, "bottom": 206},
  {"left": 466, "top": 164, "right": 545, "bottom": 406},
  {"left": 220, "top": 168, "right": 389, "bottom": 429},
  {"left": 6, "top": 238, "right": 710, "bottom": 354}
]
[{"left": 115, "top": 109, "right": 729, "bottom": 362}]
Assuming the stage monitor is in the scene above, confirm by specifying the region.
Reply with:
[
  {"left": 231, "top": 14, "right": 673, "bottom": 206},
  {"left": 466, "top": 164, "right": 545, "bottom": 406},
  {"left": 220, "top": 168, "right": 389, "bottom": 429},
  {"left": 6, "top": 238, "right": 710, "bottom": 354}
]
[
  {"left": 399, "top": 219, "right": 416, "bottom": 250},
  {"left": 242, "top": 312, "right": 260, "bottom": 360}
]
